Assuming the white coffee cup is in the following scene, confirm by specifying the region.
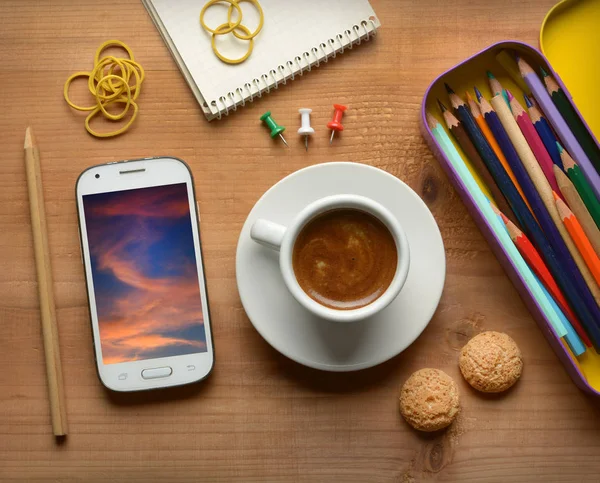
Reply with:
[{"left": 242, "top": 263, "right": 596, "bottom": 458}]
[{"left": 250, "top": 194, "right": 410, "bottom": 323}]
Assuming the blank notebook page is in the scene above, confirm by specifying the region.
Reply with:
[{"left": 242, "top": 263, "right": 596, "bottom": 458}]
[{"left": 147, "top": 0, "right": 378, "bottom": 116}]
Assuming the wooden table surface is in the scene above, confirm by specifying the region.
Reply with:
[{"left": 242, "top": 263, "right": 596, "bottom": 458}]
[{"left": 2, "top": 0, "right": 600, "bottom": 481}]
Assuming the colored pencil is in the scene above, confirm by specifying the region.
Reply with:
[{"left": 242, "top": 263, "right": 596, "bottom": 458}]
[
  {"left": 506, "top": 89, "right": 561, "bottom": 195},
  {"left": 494, "top": 207, "right": 592, "bottom": 347},
  {"left": 426, "top": 111, "right": 567, "bottom": 339},
  {"left": 466, "top": 91, "right": 532, "bottom": 213},
  {"left": 487, "top": 71, "right": 509, "bottom": 106},
  {"left": 536, "top": 274, "right": 585, "bottom": 356},
  {"left": 475, "top": 87, "right": 539, "bottom": 222},
  {"left": 438, "top": 100, "right": 519, "bottom": 226},
  {"left": 560, "top": 144, "right": 600, "bottom": 231},
  {"left": 447, "top": 85, "right": 600, "bottom": 347},
  {"left": 517, "top": 57, "right": 600, "bottom": 200},
  {"left": 554, "top": 164, "right": 600, "bottom": 257},
  {"left": 524, "top": 94, "right": 563, "bottom": 170},
  {"left": 556, "top": 193, "right": 600, "bottom": 286},
  {"left": 492, "top": 91, "right": 600, "bottom": 306},
  {"left": 495, "top": 50, "right": 530, "bottom": 94},
  {"left": 541, "top": 68, "right": 600, "bottom": 173},
  {"left": 489, "top": 91, "right": 600, "bottom": 329}
]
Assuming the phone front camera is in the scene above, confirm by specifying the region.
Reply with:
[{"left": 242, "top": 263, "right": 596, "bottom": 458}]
[{"left": 95, "top": 174, "right": 100, "bottom": 179}]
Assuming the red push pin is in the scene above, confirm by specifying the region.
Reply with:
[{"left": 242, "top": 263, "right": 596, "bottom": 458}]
[{"left": 327, "top": 104, "right": 347, "bottom": 144}]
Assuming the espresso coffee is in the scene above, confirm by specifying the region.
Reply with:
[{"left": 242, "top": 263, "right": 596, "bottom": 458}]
[{"left": 292, "top": 209, "right": 398, "bottom": 310}]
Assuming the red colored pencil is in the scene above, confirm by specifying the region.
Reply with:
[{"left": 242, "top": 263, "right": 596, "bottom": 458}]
[
  {"left": 492, "top": 206, "right": 592, "bottom": 347},
  {"left": 506, "top": 89, "right": 562, "bottom": 198}
]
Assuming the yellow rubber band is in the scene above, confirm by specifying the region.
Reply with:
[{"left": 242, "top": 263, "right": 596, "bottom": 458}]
[
  {"left": 94, "top": 40, "right": 135, "bottom": 65},
  {"left": 64, "top": 71, "right": 97, "bottom": 111},
  {"left": 95, "top": 75, "right": 131, "bottom": 121},
  {"left": 89, "top": 57, "right": 128, "bottom": 99},
  {"left": 85, "top": 98, "right": 138, "bottom": 138},
  {"left": 227, "top": 0, "right": 264, "bottom": 40},
  {"left": 200, "top": 0, "right": 242, "bottom": 35},
  {"left": 211, "top": 23, "right": 253, "bottom": 64},
  {"left": 65, "top": 40, "right": 142, "bottom": 138}
]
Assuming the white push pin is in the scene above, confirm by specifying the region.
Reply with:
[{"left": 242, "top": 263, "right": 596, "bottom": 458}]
[{"left": 298, "top": 108, "right": 315, "bottom": 151}]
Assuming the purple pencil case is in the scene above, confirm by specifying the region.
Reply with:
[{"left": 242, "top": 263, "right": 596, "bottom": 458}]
[{"left": 420, "top": 40, "right": 600, "bottom": 397}]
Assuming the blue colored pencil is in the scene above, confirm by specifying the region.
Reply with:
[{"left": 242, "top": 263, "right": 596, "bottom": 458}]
[
  {"left": 448, "top": 84, "right": 600, "bottom": 349},
  {"left": 524, "top": 94, "right": 563, "bottom": 170}
]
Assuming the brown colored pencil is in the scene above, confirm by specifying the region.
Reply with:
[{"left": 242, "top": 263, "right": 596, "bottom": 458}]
[
  {"left": 438, "top": 100, "right": 520, "bottom": 226},
  {"left": 554, "top": 164, "right": 600, "bottom": 257},
  {"left": 24, "top": 127, "right": 68, "bottom": 437}
]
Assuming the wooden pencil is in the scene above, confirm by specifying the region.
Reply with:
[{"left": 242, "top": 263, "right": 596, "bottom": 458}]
[
  {"left": 560, "top": 144, "right": 600, "bottom": 230},
  {"left": 487, "top": 71, "right": 509, "bottom": 106},
  {"left": 439, "top": 99, "right": 519, "bottom": 226},
  {"left": 24, "top": 127, "right": 68, "bottom": 437},
  {"left": 524, "top": 94, "right": 563, "bottom": 170},
  {"left": 517, "top": 57, "right": 600, "bottom": 200},
  {"left": 466, "top": 91, "right": 532, "bottom": 213},
  {"left": 554, "top": 164, "right": 600, "bottom": 257},
  {"left": 556, "top": 193, "right": 600, "bottom": 286},
  {"left": 493, "top": 206, "right": 592, "bottom": 347},
  {"left": 490, "top": 92, "right": 600, "bottom": 321},
  {"left": 447, "top": 84, "right": 600, "bottom": 347},
  {"left": 541, "top": 67, "right": 600, "bottom": 173},
  {"left": 506, "top": 89, "right": 561, "bottom": 196}
]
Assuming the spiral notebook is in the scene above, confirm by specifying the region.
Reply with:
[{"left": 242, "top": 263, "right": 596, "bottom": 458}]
[{"left": 142, "top": 0, "right": 380, "bottom": 121}]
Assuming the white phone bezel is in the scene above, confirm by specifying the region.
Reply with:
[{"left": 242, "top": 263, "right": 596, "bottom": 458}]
[{"left": 76, "top": 157, "right": 214, "bottom": 392}]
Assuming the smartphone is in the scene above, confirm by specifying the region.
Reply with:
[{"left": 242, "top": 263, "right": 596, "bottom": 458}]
[{"left": 76, "top": 157, "right": 214, "bottom": 391}]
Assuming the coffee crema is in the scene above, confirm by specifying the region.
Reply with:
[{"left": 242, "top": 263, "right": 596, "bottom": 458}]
[{"left": 292, "top": 209, "right": 398, "bottom": 310}]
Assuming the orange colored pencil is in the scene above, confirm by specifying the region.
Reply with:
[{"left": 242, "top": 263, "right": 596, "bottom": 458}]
[
  {"left": 491, "top": 205, "right": 592, "bottom": 347},
  {"left": 555, "top": 193, "right": 600, "bottom": 286},
  {"left": 466, "top": 91, "right": 532, "bottom": 213}
]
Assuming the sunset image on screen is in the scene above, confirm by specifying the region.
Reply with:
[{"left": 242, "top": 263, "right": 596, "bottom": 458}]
[{"left": 83, "top": 183, "right": 206, "bottom": 364}]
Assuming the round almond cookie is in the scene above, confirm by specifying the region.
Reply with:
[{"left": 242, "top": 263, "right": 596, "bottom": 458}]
[
  {"left": 459, "top": 331, "right": 523, "bottom": 393},
  {"left": 399, "top": 368, "right": 460, "bottom": 432}
]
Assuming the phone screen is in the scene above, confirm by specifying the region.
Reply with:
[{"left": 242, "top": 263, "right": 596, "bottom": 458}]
[{"left": 82, "top": 182, "right": 207, "bottom": 365}]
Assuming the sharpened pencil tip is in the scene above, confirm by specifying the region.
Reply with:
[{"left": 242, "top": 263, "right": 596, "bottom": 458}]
[
  {"left": 465, "top": 91, "right": 473, "bottom": 102},
  {"left": 443, "top": 83, "right": 455, "bottom": 94},
  {"left": 540, "top": 66, "right": 549, "bottom": 77},
  {"left": 436, "top": 99, "right": 447, "bottom": 112},
  {"left": 523, "top": 94, "right": 532, "bottom": 108},
  {"left": 556, "top": 141, "right": 564, "bottom": 154},
  {"left": 552, "top": 191, "right": 561, "bottom": 201},
  {"left": 505, "top": 89, "right": 515, "bottom": 101},
  {"left": 514, "top": 52, "right": 521, "bottom": 62},
  {"left": 473, "top": 86, "right": 483, "bottom": 101},
  {"left": 486, "top": 71, "right": 495, "bottom": 79}
]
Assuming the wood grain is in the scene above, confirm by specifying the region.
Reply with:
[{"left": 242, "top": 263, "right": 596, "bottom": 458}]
[{"left": 2, "top": 1, "right": 600, "bottom": 481}]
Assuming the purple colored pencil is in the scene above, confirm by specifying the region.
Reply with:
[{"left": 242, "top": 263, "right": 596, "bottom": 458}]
[{"left": 517, "top": 57, "right": 600, "bottom": 200}]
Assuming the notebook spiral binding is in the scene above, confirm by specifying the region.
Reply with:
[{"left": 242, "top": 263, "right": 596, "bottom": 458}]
[{"left": 209, "top": 17, "right": 379, "bottom": 120}]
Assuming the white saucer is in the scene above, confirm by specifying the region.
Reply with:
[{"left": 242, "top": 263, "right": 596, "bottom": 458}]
[{"left": 236, "top": 162, "right": 446, "bottom": 372}]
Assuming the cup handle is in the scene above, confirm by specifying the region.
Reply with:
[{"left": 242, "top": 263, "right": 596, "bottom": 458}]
[{"left": 250, "top": 219, "right": 287, "bottom": 251}]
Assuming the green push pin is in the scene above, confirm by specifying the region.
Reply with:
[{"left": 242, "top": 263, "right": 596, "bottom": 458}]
[{"left": 260, "top": 111, "right": 288, "bottom": 147}]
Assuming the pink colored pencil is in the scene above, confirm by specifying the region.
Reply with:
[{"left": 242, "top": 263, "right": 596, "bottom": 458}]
[{"left": 507, "top": 89, "right": 563, "bottom": 198}]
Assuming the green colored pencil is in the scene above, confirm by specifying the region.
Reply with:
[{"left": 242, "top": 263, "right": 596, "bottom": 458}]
[
  {"left": 542, "top": 68, "right": 600, "bottom": 173},
  {"left": 559, "top": 142, "right": 600, "bottom": 229}
]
